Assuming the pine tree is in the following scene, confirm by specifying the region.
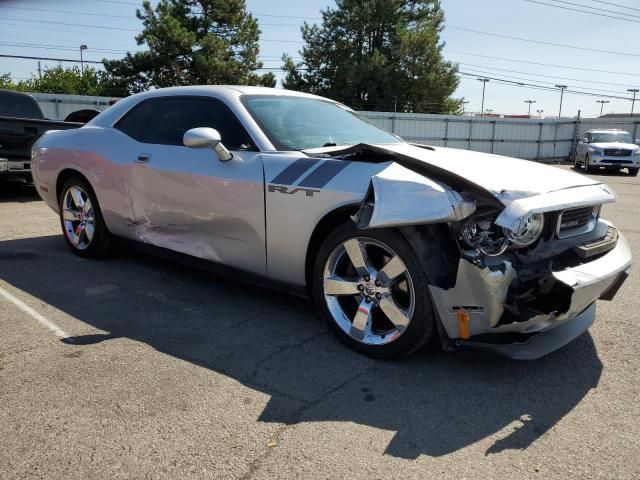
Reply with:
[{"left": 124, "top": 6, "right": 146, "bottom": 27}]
[
  {"left": 104, "top": 0, "right": 275, "bottom": 94},
  {"left": 282, "top": 0, "right": 460, "bottom": 113}
]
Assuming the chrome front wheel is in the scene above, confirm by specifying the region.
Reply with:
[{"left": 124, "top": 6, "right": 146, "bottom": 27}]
[
  {"left": 314, "top": 223, "right": 435, "bottom": 358},
  {"left": 323, "top": 237, "right": 415, "bottom": 345}
]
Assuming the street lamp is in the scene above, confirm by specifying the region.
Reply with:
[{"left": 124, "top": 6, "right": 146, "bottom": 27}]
[
  {"left": 555, "top": 85, "right": 567, "bottom": 118},
  {"left": 628, "top": 88, "right": 639, "bottom": 116},
  {"left": 79, "top": 44, "right": 88, "bottom": 74},
  {"left": 536, "top": 109, "right": 544, "bottom": 119},
  {"left": 461, "top": 100, "right": 470, "bottom": 115},
  {"left": 477, "top": 78, "right": 490, "bottom": 118},
  {"left": 596, "top": 100, "right": 610, "bottom": 117},
  {"left": 524, "top": 99, "right": 536, "bottom": 117}
]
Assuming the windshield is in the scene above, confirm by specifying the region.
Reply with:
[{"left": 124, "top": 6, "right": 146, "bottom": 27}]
[
  {"left": 591, "top": 132, "right": 633, "bottom": 143},
  {"left": 241, "top": 95, "right": 401, "bottom": 151}
]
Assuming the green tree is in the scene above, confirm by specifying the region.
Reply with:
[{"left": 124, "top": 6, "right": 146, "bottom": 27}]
[
  {"left": 0, "top": 72, "right": 15, "bottom": 90},
  {"left": 104, "top": 0, "right": 275, "bottom": 95},
  {"left": 10, "top": 66, "right": 122, "bottom": 96},
  {"left": 282, "top": 0, "right": 461, "bottom": 114}
]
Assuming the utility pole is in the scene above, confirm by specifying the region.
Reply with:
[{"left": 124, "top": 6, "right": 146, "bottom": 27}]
[
  {"left": 37, "top": 61, "right": 42, "bottom": 79},
  {"left": 524, "top": 99, "right": 536, "bottom": 117},
  {"left": 477, "top": 78, "right": 489, "bottom": 117},
  {"left": 536, "top": 109, "right": 544, "bottom": 119},
  {"left": 555, "top": 85, "right": 567, "bottom": 118},
  {"left": 628, "top": 88, "right": 639, "bottom": 116},
  {"left": 79, "top": 44, "right": 87, "bottom": 74},
  {"left": 596, "top": 100, "right": 610, "bottom": 117}
]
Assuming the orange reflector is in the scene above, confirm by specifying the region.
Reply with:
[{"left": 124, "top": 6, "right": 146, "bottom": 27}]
[{"left": 458, "top": 308, "right": 470, "bottom": 340}]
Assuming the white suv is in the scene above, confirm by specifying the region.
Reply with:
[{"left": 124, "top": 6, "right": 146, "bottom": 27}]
[{"left": 574, "top": 129, "right": 640, "bottom": 176}]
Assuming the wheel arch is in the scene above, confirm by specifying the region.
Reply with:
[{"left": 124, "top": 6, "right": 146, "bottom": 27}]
[
  {"left": 305, "top": 204, "right": 360, "bottom": 291},
  {"left": 304, "top": 205, "right": 460, "bottom": 292},
  {"left": 56, "top": 168, "right": 91, "bottom": 203}
]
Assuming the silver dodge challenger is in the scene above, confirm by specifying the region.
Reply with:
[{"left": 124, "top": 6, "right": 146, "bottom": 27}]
[{"left": 32, "top": 86, "right": 632, "bottom": 360}]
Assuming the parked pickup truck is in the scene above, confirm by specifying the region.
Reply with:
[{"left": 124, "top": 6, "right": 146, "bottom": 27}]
[{"left": 0, "top": 90, "right": 81, "bottom": 182}]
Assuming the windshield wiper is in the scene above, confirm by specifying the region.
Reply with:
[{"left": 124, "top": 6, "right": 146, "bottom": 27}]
[{"left": 322, "top": 142, "right": 337, "bottom": 147}]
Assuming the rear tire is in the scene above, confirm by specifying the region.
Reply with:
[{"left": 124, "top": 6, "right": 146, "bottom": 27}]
[
  {"left": 59, "top": 175, "right": 112, "bottom": 258},
  {"left": 312, "top": 222, "right": 435, "bottom": 359},
  {"left": 629, "top": 167, "right": 639, "bottom": 176}
]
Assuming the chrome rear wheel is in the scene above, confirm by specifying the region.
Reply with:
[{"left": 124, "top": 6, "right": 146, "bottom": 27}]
[
  {"left": 59, "top": 175, "right": 111, "bottom": 258},
  {"left": 62, "top": 185, "right": 95, "bottom": 250},
  {"left": 323, "top": 237, "right": 415, "bottom": 346}
]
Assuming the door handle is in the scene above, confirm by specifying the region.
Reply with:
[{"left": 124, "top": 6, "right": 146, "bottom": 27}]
[{"left": 136, "top": 153, "right": 151, "bottom": 163}]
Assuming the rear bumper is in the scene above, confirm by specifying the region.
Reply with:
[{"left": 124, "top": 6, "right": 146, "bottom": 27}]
[{"left": 0, "top": 158, "right": 31, "bottom": 175}]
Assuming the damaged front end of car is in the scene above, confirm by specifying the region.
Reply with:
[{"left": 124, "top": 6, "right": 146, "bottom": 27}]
[{"left": 343, "top": 144, "right": 632, "bottom": 359}]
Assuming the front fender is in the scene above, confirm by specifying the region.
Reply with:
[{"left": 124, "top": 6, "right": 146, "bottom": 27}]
[{"left": 353, "top": 162, "right": 476, "bottom": 229}]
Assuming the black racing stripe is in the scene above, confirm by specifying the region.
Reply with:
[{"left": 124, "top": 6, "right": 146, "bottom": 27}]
[
  {"left": 270, "top": 158, "right": 321, "bottom": 185},
  {"left": 297, "top": 160, "right": 351, "bottom": 188}
]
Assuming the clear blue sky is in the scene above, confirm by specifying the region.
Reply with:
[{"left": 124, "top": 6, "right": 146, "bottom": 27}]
[{"left": 1, "top": 0, "right": 638, "bottom": 118}]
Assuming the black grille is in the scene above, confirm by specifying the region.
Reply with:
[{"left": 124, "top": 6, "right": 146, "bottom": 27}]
[
  {"left": 559, "top": 206, "right": 594, "bottom": 234},
  {"left": 603, "top": 148, "right": 632, "bottom": 157}
]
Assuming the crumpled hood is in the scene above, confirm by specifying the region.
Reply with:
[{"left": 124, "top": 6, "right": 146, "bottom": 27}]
[{"left": 380, "top": 143, "right": 600, "bottom": 203}]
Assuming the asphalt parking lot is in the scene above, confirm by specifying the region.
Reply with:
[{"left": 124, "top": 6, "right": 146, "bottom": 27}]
[{"left": 1, "top": 166, "right": 639, "bottom": 479}]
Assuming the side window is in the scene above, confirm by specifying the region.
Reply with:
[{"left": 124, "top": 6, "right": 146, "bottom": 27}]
[
  {"left": 586, "top": 133, "right": 592, "bottom": 143},
  {"left": 116, "top": 97, "right": 256, "bottom": 150}
]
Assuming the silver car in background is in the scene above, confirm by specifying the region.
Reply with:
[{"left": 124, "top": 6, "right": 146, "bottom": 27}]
[
  {"left": 574, "top": 129, "right": 640, "bottom": 176},
  {"left": 32, "top": 86, "right": 631, "bottom": 360}
]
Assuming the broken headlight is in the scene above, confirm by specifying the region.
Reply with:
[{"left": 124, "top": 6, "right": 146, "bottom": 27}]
[
  {"left": 506, "top": 212, "right": 544, "bottom": 247},
  {"left": 460, "top": 217, "right": 508, "bottom": 256}
]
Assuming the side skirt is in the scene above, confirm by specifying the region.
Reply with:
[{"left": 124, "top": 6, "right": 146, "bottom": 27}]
[{"left": 114, "top": 236, "right": 309, "bottom": 298}]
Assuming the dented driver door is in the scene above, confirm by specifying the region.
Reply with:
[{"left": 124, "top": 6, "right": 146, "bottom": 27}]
[{"left": 118, "top": 96, "right": 267, "bottom": 275}]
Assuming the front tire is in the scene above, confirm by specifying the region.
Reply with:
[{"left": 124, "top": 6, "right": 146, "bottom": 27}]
[
  {"left": 59, "top": 176, "right": 112, "bottom": 258},
  {"left": 629, "top": 167, "right": 639, "bottom": 176},
  {"left": 585, "top": 154, "right": 593, "bottom": 173},
  {"left": 313, "top": 222, "right": 435, "bottom": 358},
  {"left": 572, "top": 151, "right": 581, "bottom": 170}
]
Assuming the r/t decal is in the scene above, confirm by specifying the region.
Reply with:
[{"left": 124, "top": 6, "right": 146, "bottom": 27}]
[{"left": 268, "top": 185, "right": 320, "bottom": 197}]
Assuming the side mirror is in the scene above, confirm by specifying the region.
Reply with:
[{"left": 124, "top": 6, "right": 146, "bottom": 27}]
[{"left": 183, "top": 127, "right": 233, "bottom": 162}]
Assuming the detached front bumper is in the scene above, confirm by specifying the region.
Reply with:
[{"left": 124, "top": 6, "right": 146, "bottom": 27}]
[{"left": 430, "top": 229, "right": 632, "bottom": 360}]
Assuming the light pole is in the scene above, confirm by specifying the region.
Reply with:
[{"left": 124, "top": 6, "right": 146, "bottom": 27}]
[
  {"left": 461, "top": 100, "right": 470, "bottom": 115},
  {"left": 536, "top": 109, "right": 544, "bottom": 119},
  {"left": 555, "top": 84, "right": 567, "bottom": 118},
  {"left": 628, "top": 88, "right": 639, "bottom": 116},
  {"left": 79, "top": 44, "right": 87, "bottom": 74},
  {"left": 524, "top": 99, "right": 536, "bottom": 117},
  {"left": 596, "top": 100, "right": 610, "bottom": 117},
  {"left": 477, "top": 78, "right": 489, "bottom": 117}
]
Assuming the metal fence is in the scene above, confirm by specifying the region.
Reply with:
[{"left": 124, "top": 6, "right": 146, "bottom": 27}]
[
  {"left": 31, "top": 93, "right": 117, "bottom": 121},
  {"left": 360, "top": 111, "right": 640, "bottom": 162}
]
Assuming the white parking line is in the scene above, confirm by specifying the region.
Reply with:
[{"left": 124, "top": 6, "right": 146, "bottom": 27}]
[{"left": 0, "top": 285, "right": 69, "bottom": 338}]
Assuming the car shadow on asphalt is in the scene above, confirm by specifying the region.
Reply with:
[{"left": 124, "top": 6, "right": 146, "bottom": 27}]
[
  {"left": 0, "top": 180, "right": 40, "bottom": 203},
  {"left": 0, "top": 234, "right": 603, "bottom": 460}
]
